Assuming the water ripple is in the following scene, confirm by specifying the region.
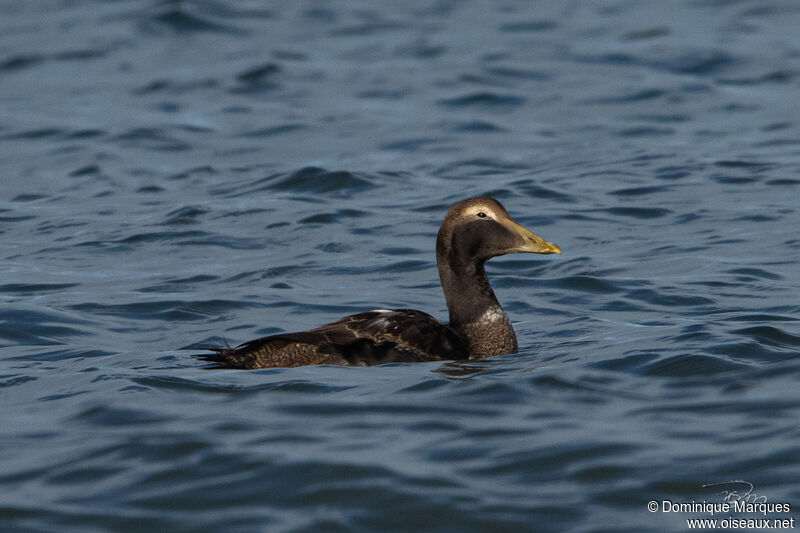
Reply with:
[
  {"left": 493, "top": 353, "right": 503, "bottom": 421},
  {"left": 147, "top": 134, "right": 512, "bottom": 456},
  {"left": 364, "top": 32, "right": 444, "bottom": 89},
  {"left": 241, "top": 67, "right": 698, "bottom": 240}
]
[
  {"left": 438, "top": 92, "right": 526, "bottom": 109},
  {"left": 2, "top": 1, "right": 800, "bottom": 531},
  {"left": 69, "top": 300, "right": 257, "bottom": 322}
]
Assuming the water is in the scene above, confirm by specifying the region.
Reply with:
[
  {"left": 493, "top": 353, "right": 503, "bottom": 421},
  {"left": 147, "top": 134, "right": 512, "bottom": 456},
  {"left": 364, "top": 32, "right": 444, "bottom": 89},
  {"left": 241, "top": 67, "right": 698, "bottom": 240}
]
[{"left": 2, "top": 1, "right": 799, "bottom": 531}]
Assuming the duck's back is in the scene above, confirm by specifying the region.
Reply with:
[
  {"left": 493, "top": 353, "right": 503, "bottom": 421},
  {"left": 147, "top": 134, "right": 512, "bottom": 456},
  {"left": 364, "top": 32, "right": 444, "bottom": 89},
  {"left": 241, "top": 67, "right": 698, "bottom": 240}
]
[{"left": 201, "top": 309, "right": 468, "bottom": 368}]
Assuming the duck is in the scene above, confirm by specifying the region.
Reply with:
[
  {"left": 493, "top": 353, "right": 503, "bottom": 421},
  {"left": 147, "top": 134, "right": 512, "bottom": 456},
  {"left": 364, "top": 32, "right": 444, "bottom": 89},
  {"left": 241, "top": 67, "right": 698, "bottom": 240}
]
[{"left": 198, "top": 197, "right": 561, "bottom": 368}]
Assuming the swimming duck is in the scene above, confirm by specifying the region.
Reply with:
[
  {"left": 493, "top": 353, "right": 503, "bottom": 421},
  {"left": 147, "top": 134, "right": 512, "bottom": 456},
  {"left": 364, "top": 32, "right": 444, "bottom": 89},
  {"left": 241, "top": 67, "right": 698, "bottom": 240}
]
[{"left": 199, "top": 197, "right": 561, "bottom": 368}]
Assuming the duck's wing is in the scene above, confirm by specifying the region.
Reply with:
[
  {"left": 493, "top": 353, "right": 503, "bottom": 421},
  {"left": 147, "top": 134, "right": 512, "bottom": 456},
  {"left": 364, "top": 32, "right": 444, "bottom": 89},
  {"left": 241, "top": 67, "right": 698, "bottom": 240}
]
[{"left": 198, "top": 309, "right": 468, "bottom": 369}]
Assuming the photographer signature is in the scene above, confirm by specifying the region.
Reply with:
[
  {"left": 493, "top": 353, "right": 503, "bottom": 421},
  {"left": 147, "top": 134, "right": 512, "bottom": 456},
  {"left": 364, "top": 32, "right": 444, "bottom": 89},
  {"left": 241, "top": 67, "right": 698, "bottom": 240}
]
[{"left": 702, "top": 480, "right": 767, "bottom": 504}]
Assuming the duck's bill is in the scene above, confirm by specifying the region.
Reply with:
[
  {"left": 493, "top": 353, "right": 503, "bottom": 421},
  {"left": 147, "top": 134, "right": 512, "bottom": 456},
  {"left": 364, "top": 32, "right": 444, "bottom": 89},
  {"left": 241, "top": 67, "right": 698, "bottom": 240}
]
[{"left": 507, "top": 220, "right": 562, "bottom": 255}]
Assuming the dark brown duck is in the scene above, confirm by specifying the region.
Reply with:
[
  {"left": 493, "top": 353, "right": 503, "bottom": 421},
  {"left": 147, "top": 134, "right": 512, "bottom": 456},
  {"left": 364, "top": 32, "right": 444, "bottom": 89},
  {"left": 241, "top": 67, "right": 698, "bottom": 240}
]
[{"left": 199, "top": 197, "right": 561, "bottom": 368}]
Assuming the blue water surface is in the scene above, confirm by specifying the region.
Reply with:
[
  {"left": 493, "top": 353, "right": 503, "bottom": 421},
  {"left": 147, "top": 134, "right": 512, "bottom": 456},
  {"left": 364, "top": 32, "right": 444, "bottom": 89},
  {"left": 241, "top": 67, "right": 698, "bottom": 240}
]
[{"left": 1, "top": 1, "right": 799, "bottom": 532}]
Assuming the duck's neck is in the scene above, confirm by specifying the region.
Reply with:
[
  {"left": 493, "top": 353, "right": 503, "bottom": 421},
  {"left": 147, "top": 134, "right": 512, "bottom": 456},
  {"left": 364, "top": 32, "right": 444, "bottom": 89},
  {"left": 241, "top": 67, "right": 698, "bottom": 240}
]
[{"left": 437, "top": 260, "right": 518, "bottom": 358}]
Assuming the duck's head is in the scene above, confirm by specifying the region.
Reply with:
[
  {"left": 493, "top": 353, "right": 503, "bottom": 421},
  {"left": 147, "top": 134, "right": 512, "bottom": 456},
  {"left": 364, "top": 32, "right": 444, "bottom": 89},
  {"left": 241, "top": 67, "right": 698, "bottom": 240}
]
[{"left": 436, "top": 197, "right": 561, "bottom": 271}]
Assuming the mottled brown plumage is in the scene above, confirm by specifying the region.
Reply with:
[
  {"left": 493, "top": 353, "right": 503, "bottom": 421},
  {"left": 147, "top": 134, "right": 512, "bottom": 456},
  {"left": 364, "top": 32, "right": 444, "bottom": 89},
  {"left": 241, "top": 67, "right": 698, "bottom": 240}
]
[{"left": 197, "top": 197, "right": 561, "bottom": 368}]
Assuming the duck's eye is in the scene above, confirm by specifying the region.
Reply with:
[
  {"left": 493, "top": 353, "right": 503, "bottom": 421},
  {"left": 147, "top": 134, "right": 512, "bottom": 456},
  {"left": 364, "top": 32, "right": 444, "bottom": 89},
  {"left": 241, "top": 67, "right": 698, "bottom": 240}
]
[{"left": 476, "top": 212, "right": 487, "bottom": 218}]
